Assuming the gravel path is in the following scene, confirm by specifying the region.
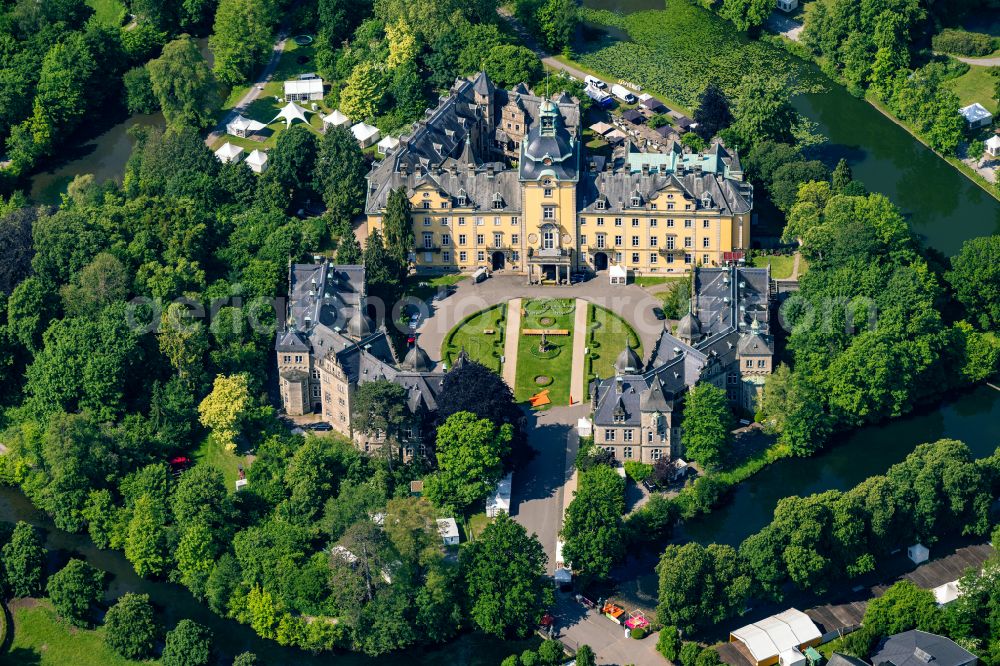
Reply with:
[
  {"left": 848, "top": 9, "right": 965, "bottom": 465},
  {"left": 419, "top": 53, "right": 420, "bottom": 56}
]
[
  {"left": 569, "top": 298, "right": 588, "bottom": 406},
  {"left": 502, "top": 297, "right": 522, "bottom": 390}
]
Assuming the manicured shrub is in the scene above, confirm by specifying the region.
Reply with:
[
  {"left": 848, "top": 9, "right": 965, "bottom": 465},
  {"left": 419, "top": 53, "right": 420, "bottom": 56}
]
[
  {"left": 932, "top": 29, "right": 994, "bottom": 57},
  {"left": 631, "top": 626, "right": 648, "bottom": 639}
]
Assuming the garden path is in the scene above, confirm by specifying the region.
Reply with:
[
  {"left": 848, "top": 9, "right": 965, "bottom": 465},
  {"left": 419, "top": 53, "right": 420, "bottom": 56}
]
[
  {"left": 502, "top": 297, "right": 523, "bottom": 390},
  {"left": 569, "top": 299, "right": 588, "bottom": 405}
]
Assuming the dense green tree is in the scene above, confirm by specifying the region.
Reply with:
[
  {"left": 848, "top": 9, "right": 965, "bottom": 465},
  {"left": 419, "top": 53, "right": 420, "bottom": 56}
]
[
  {"left": 340, "top": 62, "right": 383, "bottom": 122},
  {"left": 352, "top": 380, "right": 410, "bottom": 463},
  {"left": 46, "top": 559, "right": 103, "bottom": 627},
  {"left": 462, "top": 513, "right": 553, "bottom": 638},
  {"left": 314, "top": 125, "right": 367, "bottom": 223},
  {"left": 60, "top": 252, "right": 130, "bottom": 316},
  {"left": 656, "top": 542, "right": 750, "bottom": 634},
  {"left": 863, "top": 580, "right": 942, "bottom": 637},
  {"left": 657, "top": 626, "right": 681, "bottom": 661},
  {"left": 363, "top": 230, "right": 403, "bottom": 312},
  {"left": 483, "top": 45, "right": 542, "bottom": 88},
  {"left": 124, "top": 66, "right": 159, "bottom": 115},
  {"left": 198, "top": 373, "right": 254, "bottom": 452},
  {"left": 730, "top": 72, "right": 797, "bottom": 149},
  {"left": 104, "top": 593, "right": 158, "bottom": 659},
  {"left": 162, "top": 619, "right": 214, "bottom": 666},
  {"left": 173, "top": 465, "right": 230, "bottom": 528},
  {"left": 125, "top": 494, "right": 169, "bottom": 578},
  {"left": 694, "top": 83, "right": 732, "bottom": 140},
  {"left": 337, "top": 232, "right": 363, "bottom": 264},
  {"left": 437, "top": 358, "right": 522, "bottom": 433},
  {"left": 382, "top": 188, "right": 414, "bottom": 278},
  {"left": 681, "top": 383, "right": 732, "bottom": 469},
  {"left": 148, "top": 36, "right": 220, "bottom": 130},
  {"left": 177, "top": 522, "right": 217, "bottom": 599},
  {"left": 560, "top": 465, "right": 626, "bottom": 584},
  {"left": 425, "top": 412, "right": 512, "bottom": 512},
  {"left": 0, "top": 207, "right": 36, "bottom": 296},
  {"left": 947, "top": 235, "right": 1000, "bottom": 331},
  {"left": 210, "top": 0, "right": 278, "bottom": 86},
  {"left": 575, "top": 645, "right": 596, "bottom": 666},
  {"left": 680, "top": 641, "right": 702, "bottom": 666},
  {"left": 259, "top": 125, "right": 319, "bottom": 212},
  {"left": 720, "top": 0, "right": 772, "bottom": 33},
  {"left": 832, "top": 159, "right": 854, "bottom": 193},
  {"left": 233, "top": 653, "right": 259, "bottom": 666},
  {"left": 518, "top": 0, "right": 578, "bottom": 52},
  {"left": 2, "top": 522, "right": 45, "bottom": 598}
]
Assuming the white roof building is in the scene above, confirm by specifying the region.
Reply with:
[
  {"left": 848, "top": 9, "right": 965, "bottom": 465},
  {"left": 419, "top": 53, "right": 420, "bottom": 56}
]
[
  {"left": 214, "top": 142, "right": 244, "bottom": 164},
  {"left": 986, "top": 134, "right": 1000, "bottom": 157},
  {"left": 271, "top": 101, "right": 311, "bottom": 128},
  {"left": 960, "top": 103, "right": 993, "bottom": 128},
  {"left": 245, "top": 149, "right": 268, "bottom": 174},
  {"left": 908, "top": 543, "right": 930, "bottom": 565},
  {"left": 933, "top": 580, "right": 962, "bottom": 606},
  {"left": 284, "top": 78, "right": 324, "bottom": 101},
  {"left": 730, "top": 609, "right": 822, "bottom": 666},
  {"left": 609, "top": 264, "right": 628, "bottom": 285},
  {"left": 351, "top": 122, "right": 381, "bottom": 147},
  {"left": 377, "top": 136, "right": 400, "bottom": 155},
  {"left": 436, "top": 518, "right": 460, "bottom": 546},
  {"left": 322, "top": 109, "right": 350, "bottom": 129},
  {"left": 226, "top": 114, "right": 266, "bottom": 137},
  {"left": 486, "top": 472, "right": 513, "bottom": 517}
]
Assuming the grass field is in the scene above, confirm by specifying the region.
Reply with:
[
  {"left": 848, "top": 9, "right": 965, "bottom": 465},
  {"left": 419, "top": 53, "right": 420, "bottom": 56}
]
[
  {"left": 0, "top": 600, "right": 155, "bottom": 666},
  {"left": 403, "top": 273, "right": 468, "bottom": 301},
  {"left": 86, "top": 0, "right": 126, "bottom": 26},
  {"left": 193, "top": 435, "right": 252, "bottom": 493},
  {"left": 514, "top": 299, "right": 577, "bottom": 405},
  {"left": 587, "top": 304, "right": 642, "bottom": 380},
  {"left": 442, "top": 304, "right": 506, "bottom": 372},
  {"left": 751, "top": 254, "right": 796, "bottom": 279},
  {"left": 946, "top": 64, "right": 998, "bottom": 114}
]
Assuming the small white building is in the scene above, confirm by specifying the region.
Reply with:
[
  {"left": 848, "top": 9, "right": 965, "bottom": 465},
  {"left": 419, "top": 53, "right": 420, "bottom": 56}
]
[
  {"left": 436, "top": 518, "right": 460, "bottom": 547},
  {"left": 377, "top": 136, "right": 400, "bottom": 155},
  {"left": 322, "top": 109, "right": 351, "bottom": 131},
  {"left": 245, "top": 149, "right": 269, "bottom": 174},
  {"left": 932, "top": 580, "right": 962, "bottom": 606},
  {"left": 226, "top": 114, "right": 266, "bottom": 138},
  {"left": 214, "top": 142, "right": 244, "bottom": 164},
  {"left": 985, "top": 135, "right": 1000, "bottom": 157},
  {"left": 351, "top": 122, "right": 380, "bottom": 148},
  {"left": 776, "top": 0, "right": 798, "bottom": 11},
  {"left": 486, "top": 472, "right": 513, "bottom": 517},
  {"left": 908, "top": 543, "right": 930, "bottom": 565},
  {"left": 284, "top": 77, "right": 324, "bottom": 102},
  {"left": 609, "top": 264, "right": 628, "bottom": 285},
  {"left": 960, "top": 103, "right": 993, "bottom": 129},
  {"left": 730, "top": 609, "right": 822, "bottom": 666}
]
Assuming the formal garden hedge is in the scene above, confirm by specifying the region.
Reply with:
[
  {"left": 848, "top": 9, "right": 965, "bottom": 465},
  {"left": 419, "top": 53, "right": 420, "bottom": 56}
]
[{"left": 442, "top": 304, "right": 507, "bottom": 372}]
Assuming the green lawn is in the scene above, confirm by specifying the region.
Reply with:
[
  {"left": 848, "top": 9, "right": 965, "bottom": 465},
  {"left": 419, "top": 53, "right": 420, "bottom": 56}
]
[
  {"left": 442, "top": 304, "right": 506, "bottom": 372},
  {"left": 86, "top": 0, "right": 126, "bottom": 26},
  {"left": 514, "top": 299, "right": 577, "bottom": 405},
  {"left": 633, "top": 275, "right": 684, "bottom": 287},
  {"left": 587, "top": 304, "right": 641, "bottom": 380},
  {"left": 193, "top": 435, "right": 252, "bottom": 493},
  {"left": 403, "top": 273, "right": 468, "bottom": 301},
  {"left": 751, "top": 254, "right": 796, "bottom": 279},
  {"left": 946, "top": 64, "right": 998, "bottom": 114},
  {"left": 0, "top": 600, "right": 156, "bottom": 666}
]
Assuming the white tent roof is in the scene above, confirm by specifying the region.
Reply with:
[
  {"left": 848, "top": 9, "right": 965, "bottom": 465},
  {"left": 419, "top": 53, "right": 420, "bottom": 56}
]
[
  {"left": 436, "top": 518, "right": 459, "bottom": 540},
  {"left": 226, "top": 114, "right": 266, "bottom": 134},
  {"left": 960, "top": 103, "right": 993, "bottom": 123},
  {"left": 351, "top": 122, "right": 379, "bottom": 142},
  {"left": 271, "top": 101, "right": 310, "bottom": 128},
  {"left": 245, "top": 149, "right": 268, "bottom": 167},
  {"left": 377, "top": 136, "right": 400, "bottom": 151},
  {"left": 323, "top": 109, "right": 350, "bottom": 126},
  {"left": 932, "top": 580, "right": 962, "bottom": 605},
  {"left": 214, "top": 142, "right": 244, "bottom": 162},
  {"left": 986, "top": 135, "right": 1000, "bottom": 150},
  {"left": 610, "top": 264, "right": 627, "bottom": 278},
  {"left": 487, "top": 472, "right": 512, "bottom": 512},
  {"left": 284, "top": 78, "right": 324, "bottom": 96},
  {"left": 730, "top": 609, "right": 821, "bottom": 663}
]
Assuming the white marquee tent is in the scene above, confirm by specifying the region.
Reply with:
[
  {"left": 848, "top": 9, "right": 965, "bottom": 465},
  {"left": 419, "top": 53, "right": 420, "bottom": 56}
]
[
  {"left": 226, "top": 114, "right": 266, "bottom": 138},
  {"left": 214, "top": 142, "right": 244, "bottom": 164},
  {"left": 245, "top": 149, "right": 269, "bottom": 174},
  {"left": 351, "top": 122, "right": 381, "bottom": 148},
  {"left": 322, "top": 109, "right": 350, "bottom": 130},
  {"left": 730, "top": 609, "right": 822, "bottom": 666},
  {"left": 377, "top": 136, "right": 400, "bottom": 155},
  {"left": 271, "top": 101, "right": 311, "bottom": 128}
]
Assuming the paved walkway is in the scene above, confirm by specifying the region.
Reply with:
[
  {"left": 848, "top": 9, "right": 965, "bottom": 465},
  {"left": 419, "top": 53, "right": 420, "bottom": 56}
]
[
  {"left": 502, "top": 298, "right": 523, "bottom": 390},
  {"left": 569, "top": 298, "right": 588, "bottom": 406},
  {"left": 414, "top": 274, "right": 665, "bottom": 373},
  {"left": 204, "top": 34, "right": 288, "bottom": 147}
]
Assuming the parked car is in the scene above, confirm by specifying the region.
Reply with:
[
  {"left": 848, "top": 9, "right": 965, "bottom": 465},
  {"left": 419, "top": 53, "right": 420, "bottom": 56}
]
[
  {"left": 611, "top": 84, "right": 638, "bottom": 105},
  {"left": 473, "top": 266, "right": 490, "bottom": 283},
  {"left": 309, "top": 422, "right": 333, "bottom": 431},
  {"left": 652, "top": 307, "right": 666, "bottom": 320},
  {"left": 585, "top": 75, "right": 606, "bottom": 89},
  {"left": 408, "top": 314, "right": 420, "bottom": 330}
]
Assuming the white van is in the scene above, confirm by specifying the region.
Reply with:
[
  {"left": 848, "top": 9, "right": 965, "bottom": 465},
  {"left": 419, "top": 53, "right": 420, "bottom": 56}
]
[
  {"left": 611, "top": 84, "right": 637, "bottom": 105},
  {"left": 585, "top": 75, "right": 606, "bottom": 90},
  {"left": 472, "top": 266, "right": 490, "bottom": 283}
]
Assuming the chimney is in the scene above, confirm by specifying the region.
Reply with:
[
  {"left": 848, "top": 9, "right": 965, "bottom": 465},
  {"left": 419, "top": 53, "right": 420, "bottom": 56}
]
[
  {"left": 641, "top": 164, "right": 650, "bottom": 176},
  {"left": 615, "top": 376, "right": 624, "bottom": 394}
]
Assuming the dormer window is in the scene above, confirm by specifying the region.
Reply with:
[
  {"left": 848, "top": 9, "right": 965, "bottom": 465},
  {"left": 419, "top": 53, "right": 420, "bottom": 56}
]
[
  {"left": 613, "top": 411, "right": 626, "bottom": 423},
  {"left": 596, "top": 199, "right": 606, "bottom": 210},
  {"left": 631, "top": 196, "right": 641, "bottom": 207},
  {"left": 492, "top": 193, "right": 504, "bottom": 210},
  {"left": 457, "top": 190, "right": 468, "bottom": 207},
  {"left": 701, "top": 193, "right": 713, "bottom": 207}
]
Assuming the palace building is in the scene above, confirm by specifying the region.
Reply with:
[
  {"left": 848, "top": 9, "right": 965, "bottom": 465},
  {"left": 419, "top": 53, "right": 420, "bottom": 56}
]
[
  {"left": 365, "top": 72, "right": 752, "bottom": 280},
  {"left": 590, "top": 265, "right": 773, "bottom": 463}
]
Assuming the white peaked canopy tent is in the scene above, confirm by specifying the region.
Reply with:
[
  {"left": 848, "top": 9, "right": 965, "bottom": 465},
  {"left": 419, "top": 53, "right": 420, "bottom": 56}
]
[
  {"left": 226, "top": 114, "right": 266, "bottom": 137},
  {"left": 214, "top": 142, "right": 244, "bottom": 164},
  {"left": 271, "top": 101, "right": 311, "bottom": 128},
  {"left": 322, "top": 109, "right": 350, "bottom": 129},
  {"left": 377, "top": 135, "right": 400, "bottom": 155},
  {"left": 351, "top": 122, "right": 381, "bottom": 147},
  {"left": 245, "top": 149, "right": 269, "bottom": 174}
]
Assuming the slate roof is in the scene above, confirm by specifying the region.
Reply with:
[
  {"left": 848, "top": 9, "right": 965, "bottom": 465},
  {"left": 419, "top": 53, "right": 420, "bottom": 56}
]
[
  {"left": 592, "top": 266, "right": 772, "bottom": 426},
  {"left": 829, "top": 654, "right": 872, "bottom": 666},
  {"left": 872, "top": 631, "right": 978, "bottom": 666}
]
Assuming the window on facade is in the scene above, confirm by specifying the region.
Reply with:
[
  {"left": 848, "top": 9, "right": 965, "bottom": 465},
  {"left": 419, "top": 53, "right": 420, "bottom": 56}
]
[
  {"left": 666, "top": 253, "right": 674, "bottom": 263},
  {"left": 459, "top": 251, "right": 467, "bottom": 262},
  {"left": 476, "top": 217, "right": 484, "bottom": 226},
  {"left": 543, "top": 207, "right": 555, "bottom": 220},
  {"left": 494, "top": 217, "right": 501, "bottom": 225},
  {"left": 312, "top": 386, "right": 321, "bottom": 398},
  {"left": 615, "top": 252, "right": 622, "bottom": 263},
  {"left": 651, "top": 253, "right": 658, "bottom": 263},
  {"left": 651, "top": 203, "right": 658, "bottom": 210},
  {"left": 512, "top": 217, "right": 520, "bottom": 225},
  {"left": 703, "top": 237, "right": 710, "bottom": 248},
  {"left": 684, "top": 253, "right": 692, "bottom": 264},
  {"left": 580, "top": 234, "right": 587, "bottom": 245},
  {"left": 631, "top": 196, "right": 641, "bottom": 207},
  {"left": 605, "top": 429, "right": 616, "bottom": 441},
  {"left": 543, "top": 230, "right": 554, "bottom": 249},
  {"left": 494, "top": 233, "right": 503, "bottom": 248},
  {"left": 703, "top": 254, "right": 709, "bottom": 264},
  {"left": 684, "top": 219, "right": 692, "bottom": 228},
  {"left": 477, "top": 251, "right": 485, "bottom": 261},
  {"left": 458, "top": 196, "right": 467, "bottom": 206},
  {"left": 596, "top": 234, "right": 606, "bottom": 249},
  {"left": 311, "top": 369, "right": 320, "bottom": 379},
  {"left": 339, "top": 397, "right": 346, "bottom": 406},
  {"left": 579, "top": 217, "right": 586, "bottom": 226},
  {"left": 631, "top": 236, "right": 640, "bottom": 247},
  {"left": 423, "top": 251, "right": 433, "bottom": 263},
  {"left": 684, "top": 237, "right": 692, "bottom": 248},
  {"left": 614, "top": 218, "right": 622, "bottom": 226},
  {"left": 421, "top": 202, "right": 430, "bottom": 209},
  {"left": 458, "top": 234, "right": 467, "bottom": 245},
  {"left": 596, "top": 200, "right": 606, "bottom": 210},
  {"left": 282, "top": 355, "right": 290, "bottom": 363},
  {"left": 442, "top": 234, "right": 451, "bottom": 246},
  {"left": 703, "top": 220, "right": 710, "bottom": 228},
  {"left": 423, "top": 217, "right": 431, "bottom": 225},
  {"left": 512, "top": 234, "right": 519, "bottom": 244},
  {"left": 423, "top": 233, "right": 433, "bottom": 248},
  {"left": 442, "top": 251, "right": 451, "bottom": 262},
  {"left": 667, "top": 203, "right": 675, "bottom": 210},
  {"left": 685, "top": 204, "right": 692, "bottom": 210},
  {"left": 623, "top": 446, "right": 633, "bottom": 459},
  {"left": 294, "top": 355, "right": 303, "bottom": 363},
  {"left": 666, "top": 236, "right": 675, "bottom": 250},
  {"left": 614, "top": 235, "right": 623, "bottom": 246},
  {"left": 632, "top": 218, "right": 640, "bottom": 227},
  {"left": 631, "top": 252, "right": 640, "bottom": 263},
  {"left": 650, "top": 236, "right": 658, "bottom": 247},
  {"left": 650, "top": 218, "right": 658, "bottom": 227},
  {"left": 512, "top": 250, "right": 520, "bottom": 260},
  {"left": 440, "top": 217, "right": 448, "bottom": 226},
  {"left": 597, "top": 217, "right": 605, "bottom": 226},
  {"left": 440, "top": 202, "right": 448, "bottom": 209},
  {"left": 667, "top": 219, "right": 674, "bottom": 227},
  {"left": 458, "top": 217, "right": 466, "bottom": 225},
  {"left": 745, "top": 359, "right": 753, "bottom": 368},
  {"left": 758, "top": 359, "right": 766, "bottom": 368},
  {"left": 651, "top": 449, "right": 662, "bottom": 460},
  {"left": 476, "top": 234, "right": 485, "bottom": 245},
  {"left": 623, "top": 429, "right": 633, "bottom": 442},
  {"left": 544, "top": 188, "right": 553, "bottom": 198},
  {"left": 493, "top": 198, "right": 503, "bottom": 210}
]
